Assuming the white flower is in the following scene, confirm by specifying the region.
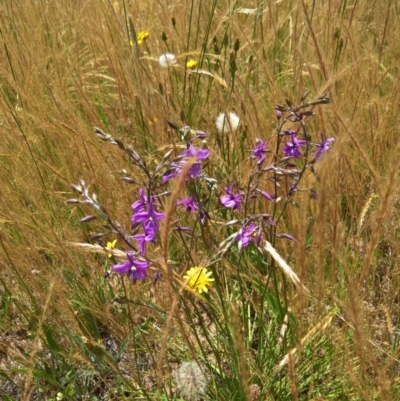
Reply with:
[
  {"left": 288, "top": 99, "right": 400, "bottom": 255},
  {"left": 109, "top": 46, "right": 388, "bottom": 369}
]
[
  {"left": 215, "top": 111, "right": 240, "bottom": 133},
  {"left": 158, "top": 53, "right": 177, "bottom": 68},
  {"left": 174, "top": 361, "right": 209, "bottom": 400}
]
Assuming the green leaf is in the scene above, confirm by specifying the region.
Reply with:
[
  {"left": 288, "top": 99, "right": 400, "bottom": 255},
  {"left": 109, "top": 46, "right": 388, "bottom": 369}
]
[
  {"left": 33, "top": 369, "right": 60, "bottom": 387},
  {"left": 43, "top": 324, "right": 61, "bottom": 353},
  {"left": 0, "top": 370, "right": 15, "bottom": 383}
]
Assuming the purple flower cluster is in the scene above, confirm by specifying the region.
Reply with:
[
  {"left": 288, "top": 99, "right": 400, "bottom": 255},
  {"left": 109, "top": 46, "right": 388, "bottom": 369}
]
[
  {"left": 131, "top": 189, "right": 165, "bottom": 252},
  {"left": 170, "top": 142, "right": 212, "bottom": 226},
  {"left": 111, "top": 135, "right": 211, "bottom": 281},
  {"left": 112, "top": 189, "right": 165, "bottom": 280},
  {"left": 216, "top": 115, "right": 334, "bottom": 253},
  {"left": 280, "top": 130, "right": 334, "bottom": 161},
  {"left": 73, "top": 100, "right": 334, "bottom": 284}
]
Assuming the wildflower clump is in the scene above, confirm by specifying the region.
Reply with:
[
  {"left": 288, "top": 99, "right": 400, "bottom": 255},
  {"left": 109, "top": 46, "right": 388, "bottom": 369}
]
[
  {"left": 174, "top": 361, "right": 209, "bottom": 400},
  {"left": 65, "top": 91, "right": 336, "bottom": 400},
  {"left": 183, "top": 267, "right": 214, "bottom": 293}
]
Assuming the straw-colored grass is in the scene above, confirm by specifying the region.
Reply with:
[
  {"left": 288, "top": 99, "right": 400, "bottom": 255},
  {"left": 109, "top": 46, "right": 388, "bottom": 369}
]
[{"left": 0, "top": 0, "right": 400, "bottom": 400}]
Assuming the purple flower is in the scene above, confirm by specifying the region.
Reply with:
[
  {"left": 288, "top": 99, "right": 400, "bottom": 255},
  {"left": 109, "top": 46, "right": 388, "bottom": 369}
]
[
  {"left": 113, "top": 252, "right": 149, "bottom": 280},
  {"left": 131, "top": 189, "right": 149, "bottom": 214},
  {"left": 132, "top": 200, "right": 165, "bottom": 242},
  {"left": 162, "top": 169, "right": 178, "bottom": 184},
  {"left": 132, "top": 200, "right": 165, "bottom": 225},
  {"left": 252, "top": 138, "right": 269, "bottom": 164},
  {"left": 180, "top": 144, "right": 210, "bottom": 177},
  {"left": 314, "top": 133, "right": 334, "bottom": 161},
  {"left": 177, "top": 195, "right": 199, "bottom": 212},
  {"left": 220, "top": 187, "right": 243, "bottom": 211},
  {"left": 163, "top": 145, "right": 210, "bottom": 183},
  {"left": 142, "top": 219, "right": 161, "bottom": 242},
  {"left": 283, "top": 134, "right": 307, "bottom": 158},
  {"left": 235, "top": 222, "right": 257, "bottom": 249},
  {"left": 184, "top": 161, "right": 202, "bottom": 178},
  {"left": 180, "top": 144, "right": 209, "bottom": 161}
]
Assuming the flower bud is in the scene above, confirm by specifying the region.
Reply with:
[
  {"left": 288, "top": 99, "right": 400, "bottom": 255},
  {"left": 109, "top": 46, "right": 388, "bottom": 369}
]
[{"left": 79, "top": 215, "right": 97, "bottom": 223}]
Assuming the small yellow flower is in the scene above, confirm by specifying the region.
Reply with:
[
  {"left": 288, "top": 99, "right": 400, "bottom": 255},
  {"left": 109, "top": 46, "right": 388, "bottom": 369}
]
[
  {"left": 183, "top": 266, "right": 214, "bottom": 293},
  {"left": 137, "top": 31, "right": 149, "bottom": 45},
  {"left": 106, "top": 239, "right": 117, "bottom": 258},
  {"left": 129, "top": 31, "right": 149, "bottom": 46},
  {"left": 186, "top": 59, "right": 198, "bottom": 69}
]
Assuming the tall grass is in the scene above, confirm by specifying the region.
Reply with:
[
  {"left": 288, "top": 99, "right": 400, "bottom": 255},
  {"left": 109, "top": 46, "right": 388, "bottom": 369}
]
[{"left": 0, "top": 0, "right": 399, "bottom": 400}]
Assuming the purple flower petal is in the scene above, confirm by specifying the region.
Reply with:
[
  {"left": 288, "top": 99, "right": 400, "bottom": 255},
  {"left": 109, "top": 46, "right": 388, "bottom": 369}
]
[
  {"left": 315, "top": 133, "right": 334, "bottom": 161},
  {"left": 112, "top": 261, "right": 131, "bottom": 274},
  {"left": 177, "top": 196, "right": 199, "bottom": 212}
]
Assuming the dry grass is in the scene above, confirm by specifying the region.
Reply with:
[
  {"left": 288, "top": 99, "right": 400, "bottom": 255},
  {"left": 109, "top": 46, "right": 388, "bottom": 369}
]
[{"left": 0, "top": 0, "right": 400, "bottom": 400}]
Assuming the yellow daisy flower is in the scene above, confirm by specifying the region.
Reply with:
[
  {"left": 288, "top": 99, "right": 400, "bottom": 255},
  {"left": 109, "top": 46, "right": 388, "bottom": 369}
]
[
  {"left": 186, "top": 59, "right": 198, "bottom": 69},
  {"left": 183, "top": 266, "right": 214, "bottom": 293},
  {"left": 106, "top": 239, "right": 117, "bottom": 258}
]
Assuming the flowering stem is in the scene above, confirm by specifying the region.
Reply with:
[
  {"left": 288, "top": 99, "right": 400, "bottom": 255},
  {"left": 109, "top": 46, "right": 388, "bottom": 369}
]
[
  {"left": 274, "top": 120, "right": 310, "bottom": 227},
  {"left": 271, "top": 126, "right": 284, "bottom": 240}
]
